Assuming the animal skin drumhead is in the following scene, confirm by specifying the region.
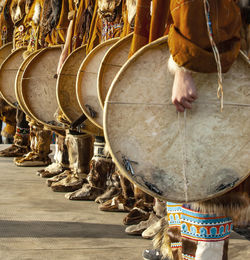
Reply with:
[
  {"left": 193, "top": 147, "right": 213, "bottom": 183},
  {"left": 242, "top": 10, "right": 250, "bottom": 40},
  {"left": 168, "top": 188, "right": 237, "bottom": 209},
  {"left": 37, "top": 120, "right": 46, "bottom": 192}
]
[
  {"left": 104, "top": 36, "right": 250, "bottom": 203},
  {"left": 77, "top": 38, "right": 119, "bottom": 129},
  {"left": 0, "top": 47, "right": 26, "bottom": 108},
  {"left": 0, "top": 42, "right": 12, "bottom": 67},
  {"left": 15, "top": 50, "right": 42, "bottom": 118},
  {"left": 21, "top": 46, "right": 63, "bottom": 130},
  {"left": 57, "top": 45, "right": 87, "bottom": 123},
  {"left": 56, "top": 45, "right": 102, "bottom": 136},
  {"left": 98, "top": 33, "right": 133, "bottom": 109}
]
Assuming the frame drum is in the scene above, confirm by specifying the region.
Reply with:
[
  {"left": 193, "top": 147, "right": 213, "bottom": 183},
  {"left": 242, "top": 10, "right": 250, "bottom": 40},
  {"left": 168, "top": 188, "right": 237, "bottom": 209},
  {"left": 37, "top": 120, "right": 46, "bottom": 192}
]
[
  {"left": 76, "top": 38, "right": 119, "bottom": 129},
  {"left": 56, "top": 45, "right": 102, "bottom": 136},
  {"left": 104, "top": 36, "right": 250, "bottom": 203},
  {"left": 98, "top": 33, "right": 133, "bottom": 109},
  {"left": 0, "top": 47, "right": 26, "bottom": 108},
  {"left": 20, "top": 46, "right": 63, "bottom": 131}
]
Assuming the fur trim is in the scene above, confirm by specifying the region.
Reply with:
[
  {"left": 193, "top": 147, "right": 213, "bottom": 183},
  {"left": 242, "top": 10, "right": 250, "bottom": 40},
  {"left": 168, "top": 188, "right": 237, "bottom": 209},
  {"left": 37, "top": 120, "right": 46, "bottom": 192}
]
[
  {"left": 238, "top": 0, "right": 249, "bottom": 8},
  {"left": 168, "top": 55, "right": 192, "bottom": 75},
  {"left": 1, "top": 125, "right": 15, "bottom": 138},
  {"left": 153, "top": 216, "right": 174, "bottom": 260},
  {"left": 189, "top": 192, "right": 250, "bottom": 226},
  {"left": 32, "top": 1, "right": 41, "bottom": 25},
  {"left": 40, "top": 0, "right": 62, "bottom": 46},
  {"left": 126, "top": 0, "right": 137, "bottom": 25}
]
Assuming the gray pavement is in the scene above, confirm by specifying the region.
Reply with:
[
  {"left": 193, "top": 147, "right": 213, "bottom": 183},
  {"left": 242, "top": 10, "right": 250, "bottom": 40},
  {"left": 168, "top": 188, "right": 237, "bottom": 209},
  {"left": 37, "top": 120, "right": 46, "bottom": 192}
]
[{"left": 0, "top": 144, "right": 249, "bottom": 260}]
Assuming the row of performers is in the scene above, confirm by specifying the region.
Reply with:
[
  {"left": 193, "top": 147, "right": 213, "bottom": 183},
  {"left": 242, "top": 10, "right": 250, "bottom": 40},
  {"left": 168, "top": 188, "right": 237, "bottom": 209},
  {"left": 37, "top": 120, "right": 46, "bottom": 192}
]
[{"left": 0, "top": 1, "right": 249, "bottom": 260}]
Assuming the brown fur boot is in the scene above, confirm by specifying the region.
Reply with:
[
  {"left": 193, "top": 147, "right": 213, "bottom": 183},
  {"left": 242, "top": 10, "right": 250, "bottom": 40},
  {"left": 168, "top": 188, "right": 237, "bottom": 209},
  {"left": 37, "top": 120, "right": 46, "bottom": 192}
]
[
  {"left": 0, "top": 132, "right": 30, "bottom": 157},
  {"left": 95, "top": 170, "right": 122, "bottom": 204},
  {"left": 98, "top": 172, "right": 135, "bottom": 211},
  {"left": 50, "top": 133, "right": 92, "bottom": 192},
  {"left": 123, "top": 186, "right": 154, "bottom": 225},
  {"left": 65, "top": 136, "right": 114, "bottom": 200},
  {"left": 14, "top": 124, "right": 52, "bottom": 167},
  {"left": 37, "top": 134, "right": 69, "bottom": 178},
  {"left": 153, "top": 221, "right": 182, "bottom": 260}
]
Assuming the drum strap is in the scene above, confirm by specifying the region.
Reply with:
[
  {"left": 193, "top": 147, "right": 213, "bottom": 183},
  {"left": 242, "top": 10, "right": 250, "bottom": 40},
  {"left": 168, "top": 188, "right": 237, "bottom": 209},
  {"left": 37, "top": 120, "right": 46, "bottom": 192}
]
[{"left": 70, "top": 113, "right": 87, "bottom": 130}]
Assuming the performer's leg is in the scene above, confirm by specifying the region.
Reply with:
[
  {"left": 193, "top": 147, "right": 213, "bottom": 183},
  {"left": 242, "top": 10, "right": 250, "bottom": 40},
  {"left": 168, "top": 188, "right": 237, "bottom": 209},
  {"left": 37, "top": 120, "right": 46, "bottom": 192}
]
[
  {"left": 126, "top": 199, "right": 166, "bottom": 237},
  {"left": 64, "top": 136, "right": 114, "bottom": 200},
  {"left": 143, "top": 202, "right": 182, "bottom": 260},
  {"left": 98, "top": 173, "right": 135, "bottom": 212},
  {"left": 37, "top": 134, "right": 69, "bottom": 178},
  {"left": 95, "top": 170, "right": 122, "bottom": 204},
  {"left": 50, "top": 132, "right": 92, "bottom": 192},
  {"left": 123, "top": 187, "right": 154, "bottom": 225},
  {"left": 180, "top": 205, "right": 232, "bottom": 260},
  {"left": 0, "top": 109, "right": 30, "bottom": 157},
  {"left": 14, "top": 121, "right": 52, "bottom": 167}
]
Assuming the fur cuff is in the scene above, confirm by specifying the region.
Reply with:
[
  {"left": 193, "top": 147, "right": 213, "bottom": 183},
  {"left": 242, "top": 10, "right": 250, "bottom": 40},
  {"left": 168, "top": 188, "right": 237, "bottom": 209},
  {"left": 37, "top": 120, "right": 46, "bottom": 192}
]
[{"left": 168, "top": 55, "right": 193, "bottom": 75}]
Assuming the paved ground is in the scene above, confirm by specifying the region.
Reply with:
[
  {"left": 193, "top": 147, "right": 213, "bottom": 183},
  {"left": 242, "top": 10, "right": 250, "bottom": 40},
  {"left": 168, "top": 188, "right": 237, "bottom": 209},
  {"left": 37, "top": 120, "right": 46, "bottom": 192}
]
[{"left": 0, "top": 144, "right": 249, "bottom": 260}]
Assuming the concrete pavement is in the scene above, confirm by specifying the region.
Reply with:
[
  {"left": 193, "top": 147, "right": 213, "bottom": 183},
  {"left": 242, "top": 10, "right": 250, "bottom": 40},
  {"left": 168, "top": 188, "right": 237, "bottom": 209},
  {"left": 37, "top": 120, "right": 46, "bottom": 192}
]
[{"left": 0, "top": 145, "right": 249, "bottom": 260}]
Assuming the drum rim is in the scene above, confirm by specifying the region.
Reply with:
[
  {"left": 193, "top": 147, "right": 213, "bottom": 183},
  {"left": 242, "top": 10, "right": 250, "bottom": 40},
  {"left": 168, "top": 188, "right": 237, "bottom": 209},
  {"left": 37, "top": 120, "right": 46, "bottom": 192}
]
[
  {"left": 15, "top": 49, "right": 43, "bottom": 119},
  {"left": 0, "top": 46, "right": 26, "bottom": 108},
  {"left": 56, "top": 44, "right": 87, "bottom": 123},
  {"left": 76, "top": 38, "right": 119, "bottom": 130},
  {"left": 0, "top": 42, "right": 12, "bottom": 51},
  {"left": 97, "top": 33, "right": 133, "bottom": 109},
  {"left": 104, "top": 35, "right": 250, "bottom": 202},
  {"left": 21, "top": 45, "right": 64, "bottom": 131}
]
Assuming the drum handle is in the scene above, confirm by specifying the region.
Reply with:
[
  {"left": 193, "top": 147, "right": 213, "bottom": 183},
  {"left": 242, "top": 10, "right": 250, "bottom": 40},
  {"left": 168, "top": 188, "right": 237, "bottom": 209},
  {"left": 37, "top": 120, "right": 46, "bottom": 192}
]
[{"left": 70, "top": 113, "right": 88, "bottom": 130}]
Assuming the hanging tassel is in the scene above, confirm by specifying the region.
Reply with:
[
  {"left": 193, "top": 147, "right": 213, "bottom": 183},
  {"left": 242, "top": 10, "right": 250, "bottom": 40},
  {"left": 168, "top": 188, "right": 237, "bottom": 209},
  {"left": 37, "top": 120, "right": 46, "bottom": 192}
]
[{"left": 204, "top": 0, "right": 224, "bottom": 111}]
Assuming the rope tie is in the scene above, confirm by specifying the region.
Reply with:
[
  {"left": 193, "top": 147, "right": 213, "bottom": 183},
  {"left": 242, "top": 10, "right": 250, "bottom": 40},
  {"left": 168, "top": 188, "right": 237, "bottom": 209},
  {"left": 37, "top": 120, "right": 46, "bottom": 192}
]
[
  {"left": 204, "top": 0, "right": 224, "bottom": 111},
  {"left": 178, "top": 110, "right": 188, "bottom": 202}
]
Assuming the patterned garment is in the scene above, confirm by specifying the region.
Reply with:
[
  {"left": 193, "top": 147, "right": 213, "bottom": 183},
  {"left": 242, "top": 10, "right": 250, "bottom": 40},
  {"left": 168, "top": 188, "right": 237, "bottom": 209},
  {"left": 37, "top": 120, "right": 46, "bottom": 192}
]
[
  {"left": 102, "top": 18, "right": 123, "bottom": 41},
  {"left": 181, "top": 205, "right": 232, "bottom": 242},
  {"left": 166, "top": 202, "right": 232, "bottom": 260}
]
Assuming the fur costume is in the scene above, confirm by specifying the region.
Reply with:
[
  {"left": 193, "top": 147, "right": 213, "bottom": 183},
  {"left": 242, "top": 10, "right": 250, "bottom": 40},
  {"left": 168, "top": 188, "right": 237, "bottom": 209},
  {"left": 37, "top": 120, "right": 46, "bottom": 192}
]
[
  {"left": 51, "top": 133, "right": 93, "bottom": 193},
  {"left": 64, "top": 136, "right": 115, "bottom": 200},
  {"left": 0, "top": 0, "right": 13, "bottom": 45},
  {"left": 39, "top": 0, "right": 63, "bottom": 46}
]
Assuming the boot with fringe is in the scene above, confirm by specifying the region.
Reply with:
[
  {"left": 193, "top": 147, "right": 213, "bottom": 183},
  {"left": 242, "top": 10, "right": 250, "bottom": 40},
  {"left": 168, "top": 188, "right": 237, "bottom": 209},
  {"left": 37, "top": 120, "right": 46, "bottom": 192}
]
[
  {"left": 65, "top": 136, "right": 114, "bottom": 200},
  {"left": 51, "top": 133, "right": 92, "bottom": 192}
]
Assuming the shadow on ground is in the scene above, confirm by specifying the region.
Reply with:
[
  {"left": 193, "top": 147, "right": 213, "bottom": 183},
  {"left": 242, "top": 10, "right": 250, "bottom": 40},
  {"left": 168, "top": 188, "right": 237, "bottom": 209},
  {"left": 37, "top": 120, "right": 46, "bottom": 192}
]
[{"left": 0, "top": 220, "right": 136, "bottom": 239}]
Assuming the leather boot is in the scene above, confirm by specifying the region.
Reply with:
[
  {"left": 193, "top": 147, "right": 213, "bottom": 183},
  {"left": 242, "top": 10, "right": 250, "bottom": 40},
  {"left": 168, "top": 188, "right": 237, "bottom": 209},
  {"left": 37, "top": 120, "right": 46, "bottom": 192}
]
[
  {"left": 65, "top": 136, "right": 114, "bottom": 200},
  {"left": 50, "top": 133, "right": 92, "bottom": 192},
  {"left": 98, "top": 173, "right": 135, "bottom": 212},
  {"left": 95, "top": 170, "right": 122, "bottom": 204},
  {"left": 14, "top": 123, "right": 52, "bottom": 167},
  {"left": 0, "top": 109, "right": 30, "bottom": 157},
  {"left": 37, "top": 135, "right": 69, "bottom": 178}
]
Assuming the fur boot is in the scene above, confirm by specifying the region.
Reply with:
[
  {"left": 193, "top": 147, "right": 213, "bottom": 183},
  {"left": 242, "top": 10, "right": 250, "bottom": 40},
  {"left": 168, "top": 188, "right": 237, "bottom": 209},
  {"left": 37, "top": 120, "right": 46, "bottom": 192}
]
[
  {"left": 95, "top": 170, "right": 122, "bottom": 204},
  {"left": 125, "top": 212, "right": 160, "bottom": 235},
  {"left": 122, "top": 186, "right": 154, "bottom": 225},
  {"left": 37, "top": 134, "right": 69, "bottom": 178},
  {"left": 14, "top": 123, "right": 52, "bottom": 167},
  {"left": 141, "top": 199, "right": 167, "bottom": 239},
  {"left": 0, "top": 110, "right": 30, "bottom": 157},
  {"left": 98, "top": 173, "right": 135, "bottom": 212},
  {"left": 65, "top": 136, "right": 114, "bottom": 200},
  {"left": 50, "top": 133, "right": 92, "bottom": 192}
]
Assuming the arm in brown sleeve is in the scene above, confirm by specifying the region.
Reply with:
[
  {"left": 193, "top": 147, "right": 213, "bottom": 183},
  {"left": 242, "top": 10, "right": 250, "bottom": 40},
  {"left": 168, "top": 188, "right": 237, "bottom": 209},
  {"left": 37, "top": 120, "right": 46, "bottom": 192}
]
[{"left": 168, "top": 0, "right": 241, "bottom": 73}]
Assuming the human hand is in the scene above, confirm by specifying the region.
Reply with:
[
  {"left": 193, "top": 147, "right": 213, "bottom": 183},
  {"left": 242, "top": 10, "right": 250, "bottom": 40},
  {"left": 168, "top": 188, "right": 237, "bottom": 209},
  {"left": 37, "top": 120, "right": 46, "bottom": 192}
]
[{"left": 172, "top": 69, "right": 198, "bottom": 112}]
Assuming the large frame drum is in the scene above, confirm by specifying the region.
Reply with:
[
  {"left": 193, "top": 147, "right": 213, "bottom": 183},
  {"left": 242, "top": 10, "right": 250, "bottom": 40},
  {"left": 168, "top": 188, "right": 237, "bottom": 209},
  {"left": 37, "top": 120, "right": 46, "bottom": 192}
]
[
  {"left": 56, "top": 45, "right": 102, "bottom": 136},
  {"left": 0, "top": 47, "right": 26, "bottom": 108},
  {"left": 15, "top": 50, "right": 43, "bottom": 119},
  {"left": 104, "top": 36, "right": 250, "bottom": 203},
  {"left": 76, "top": 38, "right": 119, "bottom": 129},
  {"left": 98, "top": 33, "right": 133, "bottom": 109},
  {"left": 0, "top": 42, "right": 12, "bottom": 67},
  {"left": 20, "top": 46, "right": 63, "bottom": 131}
]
